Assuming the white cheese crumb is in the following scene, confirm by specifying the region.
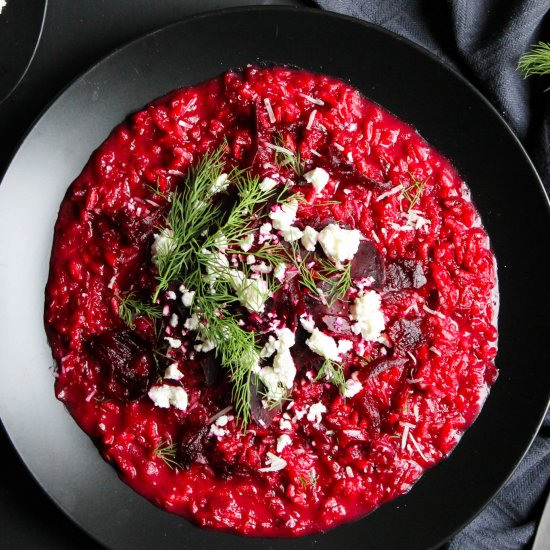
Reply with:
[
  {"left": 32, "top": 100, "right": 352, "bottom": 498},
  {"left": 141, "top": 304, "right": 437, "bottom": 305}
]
[
  {"left": 164, "top": 363, "right": 184, "bottom": 380},
  {"left": 269, "top": 200, "right": 298, "bottom": 231},
  {"left": 281, "top": 226, "right": 304, "bottom": 242},
  {"left": 169, "top": 313, "right": 179, "bottom": 328},
  {"left": 350, "top": 290, "right": 385, "bottom": 341},
  {"left": 338, "top": 339, "right": 354, "bottom": 355},
  {"left": 166, "top": 290, "right": 177, "bottom": 300},
  {"left": 148, "top": 385, "right": 188, "bottom": 411},
  {"left": 210, "top": 173, "right": 229, "bottom": 194},
  {"left": 246, "top": 254, "right": 256, "bottom": 265},
  {"left": 303, "top": 167, "right": 330, "bottom": 194},
  {"left": 307, "top": 402, "right": 327, "bottom": 424},
  {"left": 279, "top": 418, "right": 293, "bottom": 431},
  {"left": 343, "top": 378, "right": 363, "bottom": 398},
  {"left": 184, "top": 314, "right": 199, "bottom": 330},
  {"left": 210, "top": 424, "right": 228, "bottom": 437},
  {"left": 318, "top": 223, "right": 361, "bottom": 263},
  {"left": 251, "top": 261, "right": 272, "bottom": 274},
  {"left": 273, "top": 262, "right": 287, "bottom": 282},
  {"left": 194, "top": 338, "right": 216, "bottom": 353},
  {"left": 259, "top": 176, "right": 278, "bottom": 192},
  {"left": 239, "top": 232, "right": 255, "bottom": 252},
  {"left": 345, "top": 466, "right": 354, "bottom": 478},
  {"left": 299, "top": 314, "right": 316, "bottom": 334},
  {"left": 276, "top": 434, "right": 292, "bottom": 453},
  {"left": 236, "top": 277, "right": 269, "bottom": 313},
  {"left": 215, "top": 414, "right": 229, "bottom": 427},
  {"left": 164, "top": 336, "right": 182, "bottom": 349},
  {"left": 151, "top": 229, "right": 176, "bottom": 264},
  {"left": 181, "top": 290, "right": 195, "bottom": 307},
  {"left": 301, "top": 226, "right": 319, "bottom": 251},
  {"left": 258, "top": 452, "right": 287, "bottom": 472},
  {"left": 273, "top": 348, "right": 297, "bottom": 389},
  {"left": 305, "top": 329, "right": 341, "bottom": 361}
]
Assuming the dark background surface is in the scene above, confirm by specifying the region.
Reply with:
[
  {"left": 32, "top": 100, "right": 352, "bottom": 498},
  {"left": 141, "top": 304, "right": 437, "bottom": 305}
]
[{"left": 0, "top": 2, "right": 314, "bottom": 549}]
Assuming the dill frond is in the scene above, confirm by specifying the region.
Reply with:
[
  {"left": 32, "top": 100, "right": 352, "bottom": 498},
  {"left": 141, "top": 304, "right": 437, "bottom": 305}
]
[
  {"left": 518, "top": 42, "right": 550, "bottom": 88},
  {"left": 315, "top": 358, "right": 347, "bottom": 394},
  {"left": 117, "top": 292, "right": 162, "bottom": 328},
  {"left": 153, "top": 440, "right": 181, "bottom": 470}
]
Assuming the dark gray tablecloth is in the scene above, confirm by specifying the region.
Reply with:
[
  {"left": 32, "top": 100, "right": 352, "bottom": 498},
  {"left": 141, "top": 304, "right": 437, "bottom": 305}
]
[{"left": 315, "top": 1, "right": 550, "bottom": 548}]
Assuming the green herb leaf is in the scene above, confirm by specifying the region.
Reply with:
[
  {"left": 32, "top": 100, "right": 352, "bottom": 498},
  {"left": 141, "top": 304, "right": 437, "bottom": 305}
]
[
  {"left": 315, "top": 358, "right": 347, "bottom": 394},
  {"left": 117, "top": 292, "right": 162, "bottom": 328},
  {"left": 518, "top": 42, "right": 550, "bottom": 89},
  {"left": 153, "top": 440, "right": 181, "bottom": 470}
]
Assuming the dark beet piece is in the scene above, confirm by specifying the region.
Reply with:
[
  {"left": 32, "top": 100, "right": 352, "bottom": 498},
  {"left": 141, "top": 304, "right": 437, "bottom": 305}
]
[
  {"left": 365, "top": 357, "right": 408, "bottom": 380},
  {"left": 199, "top": 351, "right": 222, "bottom": 387},
  {"left": 385, "top": 260, "right": 427, "bottom": 291},
  {"left": 389, "top": 318, "right": 424, "bottom": 356},
  {"left": 87, "top": 330, "right": 154, "bottom": 401},
  {"left": 250, "top": 381, "right": 277, "bottom": 428},
  {"left": 321, "top": 314, "right": 354, "bottom": 336},
  {"left": 350, "top": 240, "right": 386, "bottom": 287},
  {"left": 358, "top": 394, "right": 381, "bottom": 438},
  {"left": 178, "top": 407, "right": 210, "bottom": 467}
]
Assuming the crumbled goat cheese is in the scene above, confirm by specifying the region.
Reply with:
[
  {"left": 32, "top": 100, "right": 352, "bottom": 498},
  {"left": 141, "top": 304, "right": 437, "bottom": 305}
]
[
  {"left": 303, "top": 167, "right": 330, "bottom": 194},
  {"left": 281, "top": 226, "right": 304, "bottom": 242},
  {"left": 148, "top": 385, "right": 188, "bottom": 411},
  {"left": 279, "top": 418, "right": 293, "bottom": 431},
  {"left": 299, "top": 314, "right": 316, "bottom": 334},
  {"left": 166, "top": 290, "right": 177, "bottom": 300},
  {"left": 273, "top": 262, "right": 287, "bottom": 282},
  {"left": 269, "top": 200, "right": 298, "bottom": 231},
  {"left": 251, "top": 261, "right": 272, "bottom": 274},
  {"left": 194, "top": 339, "right": 216, "bottom": 353},
  {"left": 215, "top": 415, "right": 229, "bottom": 427},
  {"left": 350, "top": 290, "right": 385, "bottom": 341},
  {"left": 259, "top": 176, "right": 278, "bottom": 192},
  {"left": 276, "top": 434, "right": 292, "bottom": 453},
  {"left": 164, "top": 336, "right": 182, "bottom": 348},
  {"left": 258, "top": 328, "right": 297, "bottom": 399},
  {"left": 305, "top": 328, "right": 341, "bottom": 362},
  {"left": 151, "top": 229, "right": 176, "bottom": 264},
  {"left": 169, "top": 313, "right": 179, "bottom": 328},
  {"left": 246, "top": 254, "right": 256, "bottom": 265},
  {"left": 184, "top": 314, "right": 199, "bottom": 330},
  {"left": 273, "top": 347, "right": 296, "bottom": 389},
  {"left": 301, "top": 226, "right": 319, "bottom": 251},
  {"left": 164, "top": 363, "right": 184, "bottom": 381},
  {"left": 344, "top": 378, "right": 363, "bottom": 398},
  {"left": 338, "top": 339, "right": 354, "bottom": 354},
  {"left": 181, "top": 290, "right": 195, "bottom": 307},
  {"left": 210, "top": 424, "right": 228, "bottom": 437},
  {"left": 239, "top": 232, "right": 255, "bottom": 252},
  {"left": 258, "top": 367, "right": 287, "bottom": 401},
  {"left": 318, "top": 223, "right": 361, "bottom": 263},
  {"left": 237, "top": 277, "right": 269, "bottom": 313},
  {"left": 258, "top": 452, "right": 287, "bottom": 472},
  {"left": 210, "top": 173, "right": 229, "bottom": 194},
  {"left": 307, "top": 402, "right": 327, "bottom": 424}
]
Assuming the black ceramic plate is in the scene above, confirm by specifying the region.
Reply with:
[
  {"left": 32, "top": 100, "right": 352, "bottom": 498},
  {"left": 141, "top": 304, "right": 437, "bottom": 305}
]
[
  {"left": 0, "top": 7, "right": 549, "bottom": 550},
  {"left": 0, "top": 0, "right": 47, "bottom": 103}
]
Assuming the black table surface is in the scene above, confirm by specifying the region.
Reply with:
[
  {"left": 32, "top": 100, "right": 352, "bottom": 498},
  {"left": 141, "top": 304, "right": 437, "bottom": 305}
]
[{"left": 0, "top": 2, "right": 316, "bottom": 549}]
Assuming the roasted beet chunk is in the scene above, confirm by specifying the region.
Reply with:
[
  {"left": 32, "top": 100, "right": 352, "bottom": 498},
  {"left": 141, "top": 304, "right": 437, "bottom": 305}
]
[
  {"left": 199, "top": 351, "right": 222, "bottom": 387},
  {"left": 366, "top": 357, "right": 408, "bottom": 379},
  {"left": 350, "top": 240, "right": 386, "bottom": 287},
  {"left": 386, "top": 260, "right": 427, "bottom": 291},
  {"left": 388, "top": 318, "right": 424, "bottom": 356},
  {"left": 87, "top": 330, "right": 155, "bottom": 401},
  {"left": 178, "top": 407, "right": 210, "bottom": 468}
]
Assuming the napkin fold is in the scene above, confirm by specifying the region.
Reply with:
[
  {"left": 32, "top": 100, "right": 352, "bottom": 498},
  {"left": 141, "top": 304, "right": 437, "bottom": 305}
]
[{"left": 314, "top": 1, "right": 550, "bottom": 548}]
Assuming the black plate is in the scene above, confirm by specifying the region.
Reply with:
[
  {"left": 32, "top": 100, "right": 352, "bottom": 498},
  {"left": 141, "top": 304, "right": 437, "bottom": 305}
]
[
  {"left": 0, "top": 7, "right": 549, "bottom": 550},
  {"left": 0, "top": 0, "right": 47, "bottom": 103}
]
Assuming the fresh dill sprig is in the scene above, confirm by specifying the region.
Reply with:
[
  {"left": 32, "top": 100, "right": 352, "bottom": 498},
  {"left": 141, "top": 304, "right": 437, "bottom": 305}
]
[
  {"left": 153, "top": 440, "right": 181, "bottom": 470},
  {"left": 316, "top": 259, "right": 352, "bottom": 306},
  {"left": 518, "top": 42, "right": 550, "bottom": 89},
  {"left": 152, "top": 145, "right": 227, "bottom": 300},
  {"left": 402, "top": 175, "right": 428, "bottom": 211},
  {"left": 315, "top": 358, "right": 347, "bottom": 394},
  {"left": 116, "top": 292, "right": 162, "bottom": 328}
]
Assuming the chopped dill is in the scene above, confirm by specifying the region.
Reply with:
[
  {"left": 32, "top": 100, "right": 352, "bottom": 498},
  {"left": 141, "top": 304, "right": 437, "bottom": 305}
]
[
  {"left": 268, "top": 134, "right": 303, "bottom": 176},
  {"left": 153, "top": 440, "right": 181, "bottom": 470},
  {"left": 116, "top": 292, "right": 162, "bottom": 328},
  {"left": 518, "top": 42, "right": 550, "bottom": 89},
  {"left": 402, "top": 175, "right": 428, "bottom": 211},
  {"left": 315, "top": 358, "right": 347, "bottom": 394},
  {"left": 296, "top": 470, "right": 318, "bottom": 489}
]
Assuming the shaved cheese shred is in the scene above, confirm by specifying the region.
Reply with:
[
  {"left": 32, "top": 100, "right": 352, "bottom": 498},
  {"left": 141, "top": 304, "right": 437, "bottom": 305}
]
[
  {"left": 264, "top": 98, "right": 276, "bottom": 124},
  {"left": 300, "top": 93, "right": 325, "bottom": 106},
  {"left": 311, "top": 149, "right": 321, "bottom": 157},
  {"left": 306, "top": 109, "right": 317, "bottom": 130},
  {"left": 409, "top": 433, "right": 429, "bottom": 461},
  {"left": 376, "top": 184, "right": 404, "bottom": 202},
  {"left": 423, "top": 304, "right": 446, "bottom": 319}
]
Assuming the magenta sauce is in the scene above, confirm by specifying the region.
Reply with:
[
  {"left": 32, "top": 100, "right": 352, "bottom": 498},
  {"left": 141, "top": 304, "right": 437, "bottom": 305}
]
[{"left": 45, "top": 66, "right": 498, "bottom": 536}]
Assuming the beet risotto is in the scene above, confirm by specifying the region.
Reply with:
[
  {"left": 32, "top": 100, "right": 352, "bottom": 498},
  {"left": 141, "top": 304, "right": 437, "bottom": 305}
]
[{"left": 45, "top": 66, "right": 498, "bottom": 536}]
